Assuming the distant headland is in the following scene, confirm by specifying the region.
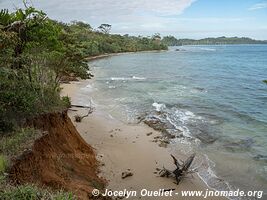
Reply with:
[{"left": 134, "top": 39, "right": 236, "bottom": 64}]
[{"left": 162, "top": 36, "right": 267, "bottom": 46}]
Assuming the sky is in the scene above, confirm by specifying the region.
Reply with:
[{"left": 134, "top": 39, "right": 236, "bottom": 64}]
[{"left": 0, "top": 0, "right": 267, "bottom": 39}]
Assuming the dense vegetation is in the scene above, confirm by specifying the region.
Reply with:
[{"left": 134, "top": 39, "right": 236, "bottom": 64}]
[
  {"left": 0, "top": 5, "right": 167, "bottom": 133},
  {"left": 0, "top": 4, "right": 167, "bottom": 198},
  {"left": 162, "top": 36, "right": 267, "bottom": 46}
]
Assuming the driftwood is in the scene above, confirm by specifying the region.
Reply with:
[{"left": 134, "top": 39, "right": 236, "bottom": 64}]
[
  {"left": 159, "top": 153, "right": 196, "bottom": 184},
  {"left": 73, "top": 101, "right": 94, "bottom": 122},
  {"left": 71, "top": 104, "right": 92, "bottom": 108}
]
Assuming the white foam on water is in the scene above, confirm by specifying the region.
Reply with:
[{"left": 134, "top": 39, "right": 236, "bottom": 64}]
[
  {"left": 151, "top": 104, "right": 200, "bottom": 138},
  {"left": 81, "top": 84, "right": 96, "bottom": 92},
  {"left": 108, "top": 114, "right": 114, "bottom": 119},
  {"left": 152, "top": 105, "right": 236, "bottom": 198},
  {"left": 110, "top": 76, "right": 146, "bottom": 81},
  {"left": 174, "top": 109, "right": 197, "bottom": 124},
  {"left": 132, "top": 76, "right": 146, "bottom": 80},
  {"left": 152, "top": 102, "right": 166, "bottom": 112},
  {"left": 111, "top": 77, "right": 130, "bottom": 81},
  {"left": 200, "top": 47, "right": 216, "bottom": 51},
  {"left": 196, "top": 154, "right": 237, "bottom": 199},
  {"left": 182, "top": 46, "right": 216, "bottom": 52},
  {"left": 166, "top": 114, "right": 192, "bottom": 138}
]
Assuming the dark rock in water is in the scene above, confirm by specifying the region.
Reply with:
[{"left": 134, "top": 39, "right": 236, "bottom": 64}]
[
  {"left": 144, "top": 111, "right": 219, "bottom": 144},
  {"left": 194, "top": 130, "right": 217, "bottom": 144},
  {"left": 168, "top": 134, "right": 176, "bottom": 139},
  {"left": 175, "top": 49, "right": 186, "bottom": 52},
  {"left": 196, "top": 113, "right": 223, "bottom": 125},
  {"left": 240, "top": 138, "right": 255, "bottom": 148},
  {"left": 159, "top": 142, "right": 168, "bottom": 148},
  {"left": 144, "top": 116, "right": 175, "bottom": 134},
  {"left": 188, "top": 123, "right": 218, "bottom": 144},
  {"left": 223, "top": 138, "right": 255, "bottom": 152},
  {"left": 254, "top": 154, "right": 267, "bottom": 162},
  {"left": 193, "top": 87, "right": 206, "bottom": 92},
  {"left": 144, "top": 115, "right": 183, "bottom": 140}
]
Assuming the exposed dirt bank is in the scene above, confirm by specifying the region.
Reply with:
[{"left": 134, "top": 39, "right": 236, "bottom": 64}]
[{"left": 8, "top": 111, "right": 105, "bottom": 199}]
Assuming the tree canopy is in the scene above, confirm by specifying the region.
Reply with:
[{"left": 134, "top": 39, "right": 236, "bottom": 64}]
[
  {"left": 98, "top": 23, "right": 111, "bottom": 34},
  {"left": 0, "top": 5, "right": 167, "bottom": 132}
]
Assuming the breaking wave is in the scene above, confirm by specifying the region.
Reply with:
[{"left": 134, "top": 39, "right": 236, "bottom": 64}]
[
  {"left": 110, "top": 76, "right": 146, "bottom": 81},
  {"left": 144, "top": 102, "right": 234, "bottom": 194}
]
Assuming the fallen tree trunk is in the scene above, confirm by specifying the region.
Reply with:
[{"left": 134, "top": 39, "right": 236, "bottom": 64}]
[
  {"left": 74, "top": 101, "right": 94, "bottom": 122},
  {"left": 74, "top": 108, "right": 94, "bottom": 122},
  {"left": 71, "top": 104, "right": 92, "bottom": 108},
  {"left": 159, "top": 153, "right": 196, "bottom": 184}
]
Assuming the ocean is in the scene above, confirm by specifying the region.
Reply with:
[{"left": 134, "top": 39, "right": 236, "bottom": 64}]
[{"left": 84, "top": 45, "right": 267, "bottom": 198}]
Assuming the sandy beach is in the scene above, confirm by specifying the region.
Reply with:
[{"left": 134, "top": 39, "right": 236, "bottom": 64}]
[{"left": 61, "top": 80, "right": 227, "bottom": 200}]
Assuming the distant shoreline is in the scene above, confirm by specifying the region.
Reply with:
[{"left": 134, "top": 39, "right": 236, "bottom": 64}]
[
  {"left": 162, "top": 36, "right": 267, "bottom": 46},
  {"left": 86, "top": 50, "right": 167, "bottom": 61},
  {"left": 169, "top": 43, "right": 267, "bottom": 46}
]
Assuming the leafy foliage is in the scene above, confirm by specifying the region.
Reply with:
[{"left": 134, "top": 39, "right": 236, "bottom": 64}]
[
  {"left": 98, "top": 23, "right": 112, "bottom": 34},
  {"left": 0, "top": 128, "right": 40, "bottom": 156},
  {"left": 61, "top": 96, "right": 71, "bottom": 108},
  {"left": 0, "top": 5, "right": 167, "bottom": 132}
]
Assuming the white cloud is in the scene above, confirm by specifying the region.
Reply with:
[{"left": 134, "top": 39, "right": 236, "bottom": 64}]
[
  {"left": 0, "top": 0, "right": 196, "bottom": 20},
  {"left": 175, "top": 17, "right": 246, "bottom": 23},
  {"left": 48, "top": 0, "right": 196, "bottom": 16},
  {"left": 249, "top": 2, "right": 267, "bottom": 10},
  {"left": 0, "top": 0, "right": 196, "bottom": 34}
]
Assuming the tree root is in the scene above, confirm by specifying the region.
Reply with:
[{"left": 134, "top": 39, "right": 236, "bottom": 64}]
[
  {"left": 73, "top": 101, "right": 94, "bottom": 122},
  {"left": 159, "top": 153, "right": 196, "bottom": 185}
]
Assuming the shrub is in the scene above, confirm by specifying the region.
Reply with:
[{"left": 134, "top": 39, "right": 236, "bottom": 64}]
[
  {"left": 61, "top": 96, "right": 71, "bottom": 108},
  {"left": 0, "top": 68, "right": 65, "bottom": 132},
  {"left": 0, "top": 128, "right": 39, "bottom": 156}
]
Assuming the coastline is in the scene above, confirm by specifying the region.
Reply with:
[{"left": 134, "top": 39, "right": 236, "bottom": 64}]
[
  {"left": 61, "top": 80, "right": 227, "bottom": 200},
  {"left": 85, "top": 50, "right": 167, "bottom": 61}
]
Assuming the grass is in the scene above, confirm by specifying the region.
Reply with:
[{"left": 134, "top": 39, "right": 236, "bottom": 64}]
[
  {"left": 0, "top": 184, "right": 76, "bottom": 200},
  {"left": 0, "top": 155, "right": 7, "bottom": 174},
  {"left": 0, "top": 128, "right": 41, "bottom": 156},
  {"left": 0, "top": 128, "right": 41, "bottom": 187}
]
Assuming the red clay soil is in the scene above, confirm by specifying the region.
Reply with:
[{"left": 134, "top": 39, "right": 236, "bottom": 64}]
[{"left": 8, "top": 111, "right": 106, "bottom": 199}]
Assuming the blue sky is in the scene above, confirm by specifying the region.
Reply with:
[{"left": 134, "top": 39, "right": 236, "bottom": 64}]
[{"left": 0, "top": 0, "right": 266, "bottom": 39}]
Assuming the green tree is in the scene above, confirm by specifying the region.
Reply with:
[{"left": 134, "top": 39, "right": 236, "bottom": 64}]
[{"left": 98, "top": 24, "right": 111, "bottom": 34}]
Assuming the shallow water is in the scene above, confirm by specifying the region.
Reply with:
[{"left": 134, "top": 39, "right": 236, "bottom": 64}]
[{"left": 87, "top": 45, "right": 267, "bottom": 198}]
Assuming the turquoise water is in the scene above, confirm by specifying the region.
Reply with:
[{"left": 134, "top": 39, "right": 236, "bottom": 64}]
[{"left": 89, "top": 45, "right": 267, "bottom": 197}]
